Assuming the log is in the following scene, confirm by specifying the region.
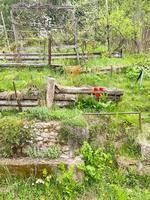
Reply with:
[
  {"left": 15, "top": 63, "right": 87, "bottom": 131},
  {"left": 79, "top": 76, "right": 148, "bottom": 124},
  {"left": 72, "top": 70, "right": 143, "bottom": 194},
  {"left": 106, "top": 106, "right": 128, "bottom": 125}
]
[
  {"left": 105, "top": 89, "right": 123, "bottom": 95},
  {"left": 47, "top": 77, "right": 55, "bottom": 107},
  {"left": 0, "top": 100, "right": 38, "bottom": 107},
  {"left": 0, "top": 63, "right": 46, "bottom": 67},
  {"left": 0, "top": 91, "right": 38, "bottom": 100},
  {"left": 108, "top": 96, "right": 120, "bottom": 101},
  {"left": 54, "top": 101, "right": 74, "bottom": 107},
  {"left": 55, "top": 84, "right": 123, "bottom": 96},
  {"left": 54, "top": 94, "right": 76, "bottom": 101}
]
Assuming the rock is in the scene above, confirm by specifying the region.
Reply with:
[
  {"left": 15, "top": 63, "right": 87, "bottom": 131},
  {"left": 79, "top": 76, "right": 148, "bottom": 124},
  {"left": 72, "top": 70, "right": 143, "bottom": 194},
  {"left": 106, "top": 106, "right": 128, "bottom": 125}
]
[
  {"left": 37, "top": 141, "right": 43, "bottom": 148},
  {"left": 116, "top": 156, "right": 150, "bottom": 175},
  {"left": 22, "top": 145, "right": 30, "bottom": 155},
  {"left": 63, "top": 125, "right": 89, "bottom": 143},
  {"left": 40, "top": 132, "right": 49, "bottom": 138},
  {"left": 47, "top": 142, "right": 56, "bottom": 146},
  {"left": 49, "top": 131, "right": 58, "bottom": 136},
  {"left": 35, "top": 136, "right": 43, "bottom": 141},
  {"left": 139, "top": 140, "right": 150, "bottom": 161},
  {"left": 114, "top": 134, "right": 128, "bottom": 149},
  {"left": 0, "top": 157, "right": 83, "bottom": 178},
  {"left": 116, "top": 156, "right": 139, "bottom": 168}
]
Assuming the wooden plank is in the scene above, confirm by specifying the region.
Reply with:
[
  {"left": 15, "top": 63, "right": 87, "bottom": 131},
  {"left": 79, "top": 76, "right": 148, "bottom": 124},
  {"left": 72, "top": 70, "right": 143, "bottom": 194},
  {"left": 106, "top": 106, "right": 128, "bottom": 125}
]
[
  {"left": 0, "top": 52, "right": 101, "bottom": 57},
  {"left": 0, "top": 91, "right": 38, "bottom": 100},
  {"left": 0, "top": 53, "right": 45, "bottom": 56},
  {"left": 47, "top": 77, "right": 55, "bottom": 107},
  {"left": 55, "top": 84, "right": 123, "bottom": 95},
  {"left": 54, "top": 94, "right": 76, "bottom": 101},
  {"left": 52, "top": 45, "right": 77, "bottom": 49},
  {"left": 12, "top": 4, "right": 75, "bottom": 11},
  {"left": 54, "top": 100, "right": 74, "bottom": 107},
  {"left": 0, "top": 100, "right": 38, "bottom": 107},
  {"left": 0, "top": 63, "right": 46, "bottom": 67},
  {"left": 104, "top": 89, "right": 123, "bottom": 95},
  {"left": 48, "top": 34, "right": 52, "bottom": 66},
  {"left": 0, "top": 57, "right": 44, "bottom": 61}
]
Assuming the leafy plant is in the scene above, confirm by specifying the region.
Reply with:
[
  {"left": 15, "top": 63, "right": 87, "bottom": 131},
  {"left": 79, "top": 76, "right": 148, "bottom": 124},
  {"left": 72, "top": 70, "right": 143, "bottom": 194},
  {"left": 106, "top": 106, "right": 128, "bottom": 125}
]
[
  {"left": 76, "top": 94, "right": 116, "bottom": 111},
  {"left": 27, "top": 145, "right": 61, "bottom": 159},
  {"left": 125, "top": 65, "right": 141, "bottom": 80},
  {"left": 80, "top": 142, "right": 114, "bottom": 184},
  {"left": 34, "top": 165, "right": 83, "bottom": 200},
  {"left": 0, "top": 117, "right": 31, "bottom": 157}
]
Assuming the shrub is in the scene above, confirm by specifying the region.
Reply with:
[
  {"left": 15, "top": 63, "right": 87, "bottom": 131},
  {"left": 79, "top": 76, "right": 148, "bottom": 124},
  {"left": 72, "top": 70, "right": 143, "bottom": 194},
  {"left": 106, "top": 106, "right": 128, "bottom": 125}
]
[
  {"left": 80, "top": 142, "right": 114, "bottom": 184},
  {"left": 0, "top": 117, "right": 31, "bottom": 157},
  {"left": 76, "top": 94, "right": 116, "bottom": 111}
]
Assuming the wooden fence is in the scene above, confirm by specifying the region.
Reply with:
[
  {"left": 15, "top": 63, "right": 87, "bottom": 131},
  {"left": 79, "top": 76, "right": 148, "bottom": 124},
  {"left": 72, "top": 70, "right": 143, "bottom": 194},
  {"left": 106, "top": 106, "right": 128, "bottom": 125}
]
[
  {"left": 47, "top": 78, "right": 124, "bottom": 107},
  {"left": 0, "top": 52, "right": 101, "bottom": 67},
  {"left": 0, "top": 77, "right": 123, "bottom": 109},
  {"left": 0, "top": 89, "right": 39, "bottom": 109}
]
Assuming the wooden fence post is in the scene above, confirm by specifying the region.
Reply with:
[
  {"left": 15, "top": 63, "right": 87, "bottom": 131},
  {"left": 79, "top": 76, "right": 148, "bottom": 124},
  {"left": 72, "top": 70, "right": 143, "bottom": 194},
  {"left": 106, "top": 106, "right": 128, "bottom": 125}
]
[
  {"left": 47, "top": 77, "right": 55, "bottom": 107},
  {"left": 48, "top": 34, "right": 52, "bottom": 66}
]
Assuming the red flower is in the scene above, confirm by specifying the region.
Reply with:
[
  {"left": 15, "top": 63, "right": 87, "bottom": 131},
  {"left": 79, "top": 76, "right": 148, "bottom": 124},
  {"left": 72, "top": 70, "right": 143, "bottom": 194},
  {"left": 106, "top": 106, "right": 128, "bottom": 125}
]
[
  {"left": 93, "top": 87, "right": 105, "bottom": 98},
  {"left": 95, "top": 93, "right": 100, "bottom": 97},
  {"left": 93, "top": 87, "right": 98, "bottom": 91},
  {"left": 99, "top": 87, "right": 105, "bottom": 91}
]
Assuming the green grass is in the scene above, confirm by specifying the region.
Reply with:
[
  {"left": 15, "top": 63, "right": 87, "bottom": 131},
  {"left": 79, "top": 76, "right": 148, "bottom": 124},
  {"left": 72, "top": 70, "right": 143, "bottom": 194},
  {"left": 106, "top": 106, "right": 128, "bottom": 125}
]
[
  {"left": 0, "top": 55, "right": 149, "bottom": 199},
  {"left": 25, "top": 107, "right": 87, "bottom": 127},
  {"left": 0, "top": 55, "right": 149, "bottom": 118}
]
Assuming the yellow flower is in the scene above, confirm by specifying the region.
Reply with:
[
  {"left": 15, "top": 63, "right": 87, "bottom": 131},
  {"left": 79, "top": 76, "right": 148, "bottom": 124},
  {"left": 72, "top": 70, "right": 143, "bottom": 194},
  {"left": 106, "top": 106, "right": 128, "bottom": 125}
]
[{"left": 40, "top": 197, "right": 45, "bottom": 200}]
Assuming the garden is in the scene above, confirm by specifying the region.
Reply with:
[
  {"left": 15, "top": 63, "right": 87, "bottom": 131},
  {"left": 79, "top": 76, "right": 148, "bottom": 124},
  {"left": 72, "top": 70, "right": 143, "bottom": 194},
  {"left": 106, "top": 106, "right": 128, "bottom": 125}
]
[{"left": 0, "top": 0, "right": 150, "bottom": 200}]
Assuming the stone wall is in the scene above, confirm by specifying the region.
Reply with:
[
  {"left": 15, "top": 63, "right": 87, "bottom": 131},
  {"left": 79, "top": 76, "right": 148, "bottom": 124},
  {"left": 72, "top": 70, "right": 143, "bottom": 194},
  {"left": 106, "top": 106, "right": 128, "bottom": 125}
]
[{"left": 23, "top": 120, "right": 89, "bottom": 159}]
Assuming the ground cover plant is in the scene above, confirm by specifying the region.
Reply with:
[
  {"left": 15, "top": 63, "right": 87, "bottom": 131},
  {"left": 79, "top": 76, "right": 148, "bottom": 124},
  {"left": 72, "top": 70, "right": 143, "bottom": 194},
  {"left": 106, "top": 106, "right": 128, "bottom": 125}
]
[
  {"left": 0, "top": 54, "right": 149, "bottom": 200},
  {"left": 0, "top": 142, "right": 150, "bottom": 200}
]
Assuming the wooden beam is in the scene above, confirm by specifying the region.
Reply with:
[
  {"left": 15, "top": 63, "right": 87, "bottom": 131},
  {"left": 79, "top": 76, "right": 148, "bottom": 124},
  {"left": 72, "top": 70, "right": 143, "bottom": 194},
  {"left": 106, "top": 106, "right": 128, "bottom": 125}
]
[
  {"left": 47, "top": 77, "right": 55, "bottom": 107},
  {"left": 54, "top": 94, "right": 76, "bottom": 101},
  {"left": 54, "top": 100, "right": 74, "bottom": 107},
  {"left": 55, "top": 84, "right": 123, "bottom": 96},
  {"left": 0, "top": 100, "right": 38, "bottom": 107},
  {"left": 48, "top": 34, "right": 52, "bottom": 66},
  {"left": 0, "top": 91, "right": 38, "bottom": 100}
]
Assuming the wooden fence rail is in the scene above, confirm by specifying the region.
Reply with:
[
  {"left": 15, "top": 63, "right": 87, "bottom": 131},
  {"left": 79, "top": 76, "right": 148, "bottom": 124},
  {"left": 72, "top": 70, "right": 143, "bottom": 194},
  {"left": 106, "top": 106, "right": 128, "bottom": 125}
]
[
  {"left": 0, "top": 52, "right": 101, "bottom": 63},
  {"left": 0, "top": 90, "right": 39, "bottom": 109},
  {"left": 0, "top": 77, "right": 124, "bottom": 109},
  {"left": 47, "top": 77, "right": 124, "bottom": 107}
]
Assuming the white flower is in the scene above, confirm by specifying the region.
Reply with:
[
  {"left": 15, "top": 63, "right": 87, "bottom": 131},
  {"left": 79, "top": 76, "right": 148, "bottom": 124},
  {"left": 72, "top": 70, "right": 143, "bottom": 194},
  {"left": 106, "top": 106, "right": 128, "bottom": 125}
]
[{"left": 36, "top": 179, "right": 44, "bottom": 184}]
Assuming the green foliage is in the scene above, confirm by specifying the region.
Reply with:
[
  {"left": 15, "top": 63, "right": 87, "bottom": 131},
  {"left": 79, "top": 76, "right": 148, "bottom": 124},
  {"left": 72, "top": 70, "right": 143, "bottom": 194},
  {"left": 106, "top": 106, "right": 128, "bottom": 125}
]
[
  {"left": 80, "top": 142, "right": 114, "bottom": 184},
  {"left": 76, "top": 94, "right": 116, "bottom": 111},
  {"left": 27, "top": 145, "right": 61, "bottom": 159},
  {"left": 25, "top": 107, "right": 87, "bottom": 127},
  {"left": 88, "top": 114, "right": 139, "bottom": 144},
  {"left": 119, "top": 138, "right": 140, "bottom": 158},
  {"left": 34, "top": 165, "right": 83, "bottom": 200},
  {"left": 1, "top": 143, "right": 150, "bottom": 199},
  {"left": 0, "top": 117, "right": 31, "bottom": 157},
  {"left": 125, "top": 65, "right": 141, "bottom": 80}
]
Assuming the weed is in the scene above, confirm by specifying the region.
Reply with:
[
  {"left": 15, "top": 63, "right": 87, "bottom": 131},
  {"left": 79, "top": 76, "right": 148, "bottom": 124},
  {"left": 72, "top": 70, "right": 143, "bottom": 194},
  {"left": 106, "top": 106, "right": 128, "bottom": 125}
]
[{"left": 27, "top": 145, "right": 61, "bottom": 159}]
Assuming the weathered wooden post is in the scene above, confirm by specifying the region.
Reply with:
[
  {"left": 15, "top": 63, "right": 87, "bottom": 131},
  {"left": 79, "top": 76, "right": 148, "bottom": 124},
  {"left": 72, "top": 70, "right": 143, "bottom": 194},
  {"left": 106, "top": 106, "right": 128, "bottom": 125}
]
[
  {"left": 47, "top": 77, "right": 55, "bottom": 107},
  {"left": 48, "top": 33, "right": 52, "bottom": 66}
]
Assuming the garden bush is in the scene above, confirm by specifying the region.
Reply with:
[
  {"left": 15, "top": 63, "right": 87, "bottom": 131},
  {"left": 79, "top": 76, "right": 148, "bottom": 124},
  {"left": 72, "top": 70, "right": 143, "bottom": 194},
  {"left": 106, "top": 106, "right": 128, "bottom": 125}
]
[{"left": 0, "top": 116, "right": 31, "bottom": 157}]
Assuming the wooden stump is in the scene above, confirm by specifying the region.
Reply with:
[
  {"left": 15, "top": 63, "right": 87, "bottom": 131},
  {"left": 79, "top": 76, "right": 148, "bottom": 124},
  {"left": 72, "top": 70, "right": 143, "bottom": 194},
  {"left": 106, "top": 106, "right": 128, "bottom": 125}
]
[{"left": 47, "top": 77, "right": 55, "bottom": 107}]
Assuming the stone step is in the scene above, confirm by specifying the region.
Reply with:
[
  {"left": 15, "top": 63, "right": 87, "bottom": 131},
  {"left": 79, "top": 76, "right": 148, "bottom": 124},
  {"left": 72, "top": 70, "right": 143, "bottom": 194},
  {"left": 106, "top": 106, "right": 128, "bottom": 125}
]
[{"left": 0, "top": 157, "right": 83, "bottom": 178}]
